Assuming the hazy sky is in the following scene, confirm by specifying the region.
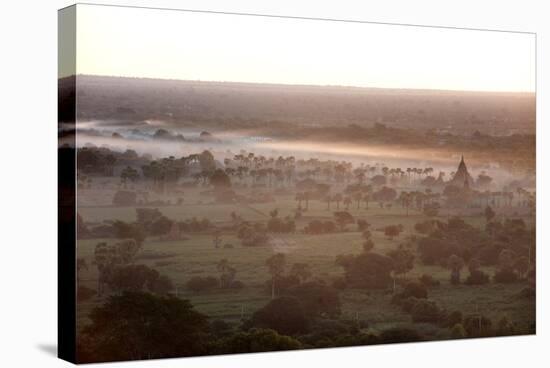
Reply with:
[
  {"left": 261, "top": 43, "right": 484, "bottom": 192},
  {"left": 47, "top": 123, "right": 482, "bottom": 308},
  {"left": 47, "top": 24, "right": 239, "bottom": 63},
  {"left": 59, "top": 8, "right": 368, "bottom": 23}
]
[{"left": 74, "top": 4, "right": 536, "bottom": 92}]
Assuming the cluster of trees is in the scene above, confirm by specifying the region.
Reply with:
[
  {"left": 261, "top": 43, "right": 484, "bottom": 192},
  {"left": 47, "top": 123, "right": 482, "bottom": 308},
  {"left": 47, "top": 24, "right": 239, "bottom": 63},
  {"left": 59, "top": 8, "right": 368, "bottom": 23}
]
[
  {"left": 267, "top": 209, "right": 296, "bottom": 233},
  {"left": 186, "top": 259, "right": 244, "bottom": 292},
  {"left": 77, "top": 285, "right": 523, "bottom": 363},
  {"left": 237, "top": 222, "right": 269, "bottom": 247},
  {"left": 390, "top": 281, "right": 519, "bottom": 339},
  {"left": 415, "top": 217, "right": 535, "bottom": 286}
]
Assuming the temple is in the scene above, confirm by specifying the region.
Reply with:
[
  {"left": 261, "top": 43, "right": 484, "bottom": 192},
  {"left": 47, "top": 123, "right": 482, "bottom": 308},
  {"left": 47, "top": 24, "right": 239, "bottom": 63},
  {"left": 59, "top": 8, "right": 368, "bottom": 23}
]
[{"left": 448, "top": 155, "right": 474, "bottom": 188}]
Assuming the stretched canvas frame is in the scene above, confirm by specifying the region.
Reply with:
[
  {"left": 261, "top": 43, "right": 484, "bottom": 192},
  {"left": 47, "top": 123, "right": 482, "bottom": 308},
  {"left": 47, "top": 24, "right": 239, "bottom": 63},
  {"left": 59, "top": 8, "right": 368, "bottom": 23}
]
[{"left": 59, "top": 4, "right": 536, "bottom": 364}]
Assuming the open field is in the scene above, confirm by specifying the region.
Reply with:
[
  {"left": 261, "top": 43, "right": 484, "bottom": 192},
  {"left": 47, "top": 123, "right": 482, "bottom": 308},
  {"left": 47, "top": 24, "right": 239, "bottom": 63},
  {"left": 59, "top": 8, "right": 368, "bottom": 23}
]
[{"left": 76, "top": 183, "right": 535, "bottom": 338}]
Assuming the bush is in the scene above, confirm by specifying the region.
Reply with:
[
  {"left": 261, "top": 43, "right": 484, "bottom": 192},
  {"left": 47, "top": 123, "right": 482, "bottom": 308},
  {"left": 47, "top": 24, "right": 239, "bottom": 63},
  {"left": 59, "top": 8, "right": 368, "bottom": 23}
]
[
  {"left": 410, "top": 299, "right": 442, "bottom": 323},
  {"left": 285, "top": 281, "right": 341, "bottom": 318},
  {"left": 251, "top": 297, "right": 309, "bottom": 335},
  {"left": 465, "top": 270, "right": 490, "bottom": 285},
  {"left": 267, "top": 217, "right": 295, "bottom": 233},
  {"left": 214, "top": 328, "right": 302, "bottom": 354},
  {"left": 463, "top": 314, "right": 493, "bottom": 337},
  {"left": 392, "top": 281, "right": 428, "bottom": 304},
  {"left": 496, "top": 316, "right": 516, "bottom": 336},
  {"left": 493, "top": 268, "right": 519, "bottom": 283},
  {"left": 450, "top": 323, "right": 467, "bottom": 338},
  {"left": 397, "top": 297, "right": 421, "bottom": 313},
  {"left": 378, "top": 327, "right": 422, "bottom": 344},
  {"left": 337, "top": 252, "right": 394, "bottom": 289},
  {"left": 418, "top": 274, "right": 440, "bottom": 288},
  {"left": 443, "top": 310, "right": 463, "bottom": 328},
  {"left": 186, "top": 276, "right": 218, "bottom": 292}
]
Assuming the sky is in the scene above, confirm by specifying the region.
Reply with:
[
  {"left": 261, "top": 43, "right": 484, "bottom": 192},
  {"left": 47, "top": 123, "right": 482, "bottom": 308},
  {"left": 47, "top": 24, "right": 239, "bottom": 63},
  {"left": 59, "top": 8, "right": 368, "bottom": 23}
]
[{"left": 71, "top": 4, "right": 536, "bottom": 92}]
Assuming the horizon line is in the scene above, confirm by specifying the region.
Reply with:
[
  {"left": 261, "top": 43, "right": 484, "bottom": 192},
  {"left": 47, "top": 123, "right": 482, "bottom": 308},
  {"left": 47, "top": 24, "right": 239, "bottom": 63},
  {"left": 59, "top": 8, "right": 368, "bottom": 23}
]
[{"left": 62, "top": 73, "right": 536, "bottom": 95}]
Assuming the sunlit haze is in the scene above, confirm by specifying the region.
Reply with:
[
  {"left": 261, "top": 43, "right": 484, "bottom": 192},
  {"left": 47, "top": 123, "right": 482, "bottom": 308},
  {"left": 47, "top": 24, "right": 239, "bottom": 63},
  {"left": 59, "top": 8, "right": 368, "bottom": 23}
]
[{"left": 74, "top": 4, "right": 535, "bottom": 92}]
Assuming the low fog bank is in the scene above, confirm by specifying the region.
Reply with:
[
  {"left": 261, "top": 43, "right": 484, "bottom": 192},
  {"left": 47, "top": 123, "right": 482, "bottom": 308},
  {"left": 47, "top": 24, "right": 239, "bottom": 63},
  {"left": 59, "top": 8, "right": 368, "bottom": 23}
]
[{"left": 73, "top": 120, "right": 534, "bottom": 191}]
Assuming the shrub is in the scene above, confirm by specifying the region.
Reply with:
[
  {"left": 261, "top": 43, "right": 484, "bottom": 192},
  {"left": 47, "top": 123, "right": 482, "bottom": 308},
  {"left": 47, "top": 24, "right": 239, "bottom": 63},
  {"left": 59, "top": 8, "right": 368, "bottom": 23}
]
[
  {"left": 285, "top": 281, "right": 341, "bottom": 318},
  {"left": 251, "top": 297, "right": 308, "bottom": 335},
  {"left": 450, "top": 323, "right": 467, "bottom": 338},
  {"left": 414, "top": 220, "right": 436, "bottom": 235},
  {"left": 397, "top": 297, "right": 421, "bottom": 313},
  {"left": 465, "top": 270, "right": 490, "bottom": 285},
  {"left": 443, "top": 310, "right": 463, "bottom": 328},
  {"left": 378, "top": 327, "right": 422, "bottom": 344},
  {"left": 214, "top": 328, "right": 302, "bottom": 354},
  {"left": 418, "top": 274, "right": 440, "bottom": 288},
  {"left": 410, "top": 299, "right": 442, "bottom": 323},
  {"left": 186, "top": 276, "right": 218, "bottom": 292},
  {"left": 392, "top": 281, "right": 428, "bottom": 304},
  {"left": 337, "top": 252, "right": 394, "bottom": 289},
  {"left": 496, "top": 316, "right": 516, "bottom": 336},
  {"left": 267, "top": 217, "right": 295, "bottom": 233},
  {"left": 463, "top": 314, "right": 493, "bottom": 337}
]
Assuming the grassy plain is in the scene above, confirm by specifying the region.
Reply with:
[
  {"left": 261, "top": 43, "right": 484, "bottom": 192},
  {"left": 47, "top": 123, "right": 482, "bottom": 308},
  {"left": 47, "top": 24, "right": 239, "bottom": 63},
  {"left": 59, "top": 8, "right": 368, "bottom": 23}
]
[{"left": 76, "top": 185, "right": 535, "bottom": 338}]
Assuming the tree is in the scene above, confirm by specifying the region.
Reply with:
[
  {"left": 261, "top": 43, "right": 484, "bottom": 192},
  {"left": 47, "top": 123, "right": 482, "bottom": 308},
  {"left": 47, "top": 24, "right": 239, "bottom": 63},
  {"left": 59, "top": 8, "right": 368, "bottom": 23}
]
[
  {"left": 214, "top": 328, "right": 301, "bottom": 354},
  {"left": 251, "top": 296, "right": 308, "bottom": 335},
  {"left": 266, "top": 253, "right": 286, "bottom": 299},
  {"left": 285, "top": 281, "right": 341, "bottom": 318},
  {"left": 336, "top": 252, "right": 394, "bottom": 289},
  {"left": 120, "top": 166, "right": 139, "bottom": 188},
  {"left": 447, "top": 254, "right": 464, "bottom": 285},
  {"left": 209, "top": 169, "right": 231, "bottom": 189},
  {"left": 289, "top": 263, "right": 311, "bottom": 283},
  {"left": 484, "top": 205, "right": 496, "bottom": 223},
  {"left": 333, "top": 211, "right": 355, "bottom": 231},
  {"left": 361, "top": 230, "right": 374, "bottom": 252},
  {"left": 217, "top": 259, "right": 237, "bottom": 288},
  {"left": 80, "top": 292, "right": 208, "bottom": 362},
  {"left": 344, "top": 196, "right": 352, "bottom": 210},
  {"left": 384, "top": 225, "right": 402, "bottom": 240},
  {"left": 388, "top": 247, "right": 415, "bottom": 291},
  {"left": 357, "top": 219, "right": 370, "bottom": 231},
  {"left": 465, "top": 258, "right": 489, "bottom": 285}
]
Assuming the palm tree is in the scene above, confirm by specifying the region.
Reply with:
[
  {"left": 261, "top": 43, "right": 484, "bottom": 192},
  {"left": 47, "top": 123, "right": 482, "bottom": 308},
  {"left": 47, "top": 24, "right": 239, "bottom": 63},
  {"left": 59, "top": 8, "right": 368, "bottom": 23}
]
[
  {"left": 295, "top": 192, "right": 303, "bottom": 209},
  {"left": 333, "top": 193, "right": 343, "bottom": 210},
  {"left": 324, "top": 195, "right": 332, "bottom": 210},
  {"left": 266, "top": 253, "right": 286, "bottom": 299},
  {"left": 353, "top": 192, "right": 362, "bottom": 209},
  {"left": 344, "top": 196, "right": 352, "bottom": 210},
  {"left": 359, "top": 193, "right": 368, "bottom": 210}
]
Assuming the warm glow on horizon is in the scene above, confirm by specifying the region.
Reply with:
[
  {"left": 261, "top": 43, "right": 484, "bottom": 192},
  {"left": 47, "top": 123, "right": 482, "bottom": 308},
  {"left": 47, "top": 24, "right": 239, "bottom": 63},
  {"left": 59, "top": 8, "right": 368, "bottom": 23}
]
[{"left": 74, "top": 4, "right": 535, "bottom": 93}]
